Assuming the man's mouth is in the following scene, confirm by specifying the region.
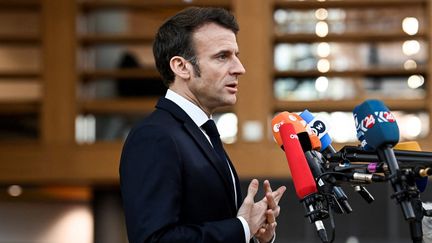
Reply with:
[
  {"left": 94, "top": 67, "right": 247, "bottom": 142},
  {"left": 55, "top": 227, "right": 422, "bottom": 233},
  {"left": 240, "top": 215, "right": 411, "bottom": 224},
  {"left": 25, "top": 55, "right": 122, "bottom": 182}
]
[{"left": 225, "top": 83, "right": 238, "bottom": 93}]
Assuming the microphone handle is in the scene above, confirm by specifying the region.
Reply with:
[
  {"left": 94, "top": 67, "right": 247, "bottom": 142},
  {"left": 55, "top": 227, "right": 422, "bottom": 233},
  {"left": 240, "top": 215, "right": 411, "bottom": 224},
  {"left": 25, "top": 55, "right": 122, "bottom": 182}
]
[
  {"left": 326, "top": 144, "right": 337, "bottom": 154},
  {"left": 333, "top": 186, "right": 353, "bottom": 213},
  {"left": 321, "top": 144, "right": 337, "bottom": 158},
  {"left": 304, "top": 151, "right": 352, "bottom": 214},
  {"left": 378, "top": 145, "right": 415, "bottom": 220},
  {"left": 302, "top": 194, "right": 329, "bottom": 243},
  {"left": 328, "top": 151, "right": 432, "bottom": 168},
  {"left": 353, "top": 185, "right": 375, "bottom": 204}
]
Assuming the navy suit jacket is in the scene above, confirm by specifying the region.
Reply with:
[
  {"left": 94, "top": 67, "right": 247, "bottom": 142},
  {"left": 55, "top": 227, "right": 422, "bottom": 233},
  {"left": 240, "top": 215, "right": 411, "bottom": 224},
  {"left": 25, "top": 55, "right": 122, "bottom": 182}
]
[{"left": 120, "top": 97, "right": 245, "bottom": 243}]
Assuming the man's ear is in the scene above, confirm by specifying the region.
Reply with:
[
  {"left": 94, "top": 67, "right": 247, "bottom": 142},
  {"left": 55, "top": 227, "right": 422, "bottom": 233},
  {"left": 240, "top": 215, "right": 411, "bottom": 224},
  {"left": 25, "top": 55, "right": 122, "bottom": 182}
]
[{"left": 169, "top": 56, "right": 191, "bottom": 80}]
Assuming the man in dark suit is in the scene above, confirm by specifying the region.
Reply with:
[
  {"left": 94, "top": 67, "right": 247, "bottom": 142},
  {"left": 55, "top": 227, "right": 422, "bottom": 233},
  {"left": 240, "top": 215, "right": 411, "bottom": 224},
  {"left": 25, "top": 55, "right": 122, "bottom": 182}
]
[{"left": 119, "top": 7, "right": 286, "bottom": 243}]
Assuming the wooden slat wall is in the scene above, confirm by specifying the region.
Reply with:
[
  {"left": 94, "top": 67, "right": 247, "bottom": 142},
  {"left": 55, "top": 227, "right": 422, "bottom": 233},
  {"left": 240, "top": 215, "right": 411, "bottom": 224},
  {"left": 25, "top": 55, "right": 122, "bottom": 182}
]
[{"left": 0, "top": 0, "right": 431, "bottom": 184}]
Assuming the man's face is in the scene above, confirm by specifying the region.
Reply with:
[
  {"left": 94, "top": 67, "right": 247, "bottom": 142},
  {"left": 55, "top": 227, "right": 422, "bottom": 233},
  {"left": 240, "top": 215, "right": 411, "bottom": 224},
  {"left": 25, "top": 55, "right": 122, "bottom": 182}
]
[{"left": 187, "top": 22, "right": 246, "bottom": 115}]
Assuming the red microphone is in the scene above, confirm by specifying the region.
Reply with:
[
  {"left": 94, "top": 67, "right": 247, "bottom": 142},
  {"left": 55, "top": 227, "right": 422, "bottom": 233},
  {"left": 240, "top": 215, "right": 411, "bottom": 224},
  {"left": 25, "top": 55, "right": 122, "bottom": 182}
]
[
  {"left": 279, "top": 122, "right": 317, "bottom": 199},
  {"left": 274, "top": 120, "right": 329, "bottom": 242}
]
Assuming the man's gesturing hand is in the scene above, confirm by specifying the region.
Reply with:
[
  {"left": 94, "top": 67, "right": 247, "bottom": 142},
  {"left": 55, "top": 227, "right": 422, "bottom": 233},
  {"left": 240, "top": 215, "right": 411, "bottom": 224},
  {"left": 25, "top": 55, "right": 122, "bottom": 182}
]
[
  {"left": 237, "top": 179, "right": 268, "bottom": 237},
  {"left": 255, "top": 180, "right": 286, "bottom": 243}
]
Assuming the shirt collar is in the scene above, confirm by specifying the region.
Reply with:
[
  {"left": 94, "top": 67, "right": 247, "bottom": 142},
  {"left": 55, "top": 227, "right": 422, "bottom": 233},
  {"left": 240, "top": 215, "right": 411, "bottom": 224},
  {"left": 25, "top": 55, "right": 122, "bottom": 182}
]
[{"left": 165, "top": 89, "right": 210, "bottom": 127}]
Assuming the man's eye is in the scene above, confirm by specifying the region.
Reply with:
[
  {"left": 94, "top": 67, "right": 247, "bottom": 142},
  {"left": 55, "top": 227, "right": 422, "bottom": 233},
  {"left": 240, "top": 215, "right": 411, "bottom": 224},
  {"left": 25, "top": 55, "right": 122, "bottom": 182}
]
[{"left": 217, "top": 54, "right": 227, "bottom": 60}]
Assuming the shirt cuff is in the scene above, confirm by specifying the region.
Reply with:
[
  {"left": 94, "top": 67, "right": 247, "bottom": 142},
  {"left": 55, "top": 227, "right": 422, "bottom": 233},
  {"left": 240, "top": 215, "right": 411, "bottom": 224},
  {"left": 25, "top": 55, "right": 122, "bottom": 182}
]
[
  {"left": 237, "top": 216, "right": 250, "bottom": 243},
  {"left": 269, "top": 232, "right": 276, "bottom": 243},
  {"left": 252, "top": 232, "right": 276, "bottom": 243}
]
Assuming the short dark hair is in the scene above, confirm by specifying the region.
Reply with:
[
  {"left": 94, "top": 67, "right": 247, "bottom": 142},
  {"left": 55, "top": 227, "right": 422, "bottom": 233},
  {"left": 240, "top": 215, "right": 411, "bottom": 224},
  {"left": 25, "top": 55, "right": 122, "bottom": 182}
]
[{"left": 153, "top": 7, "right": 239, "bottom": 87}]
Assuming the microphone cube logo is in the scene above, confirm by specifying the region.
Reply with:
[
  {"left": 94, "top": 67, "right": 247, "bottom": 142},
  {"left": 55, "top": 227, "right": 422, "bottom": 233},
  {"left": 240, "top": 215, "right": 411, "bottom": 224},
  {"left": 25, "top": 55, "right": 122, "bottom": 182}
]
[
  {"left": 309, "top": 120, "right": 327, "bottom": 138},
  {"left": 354, "top": 113, "right": 375, "bottom": 135},
  {"left": 355, "top": 111, "right": 395, "bottom": 134},
  {"left": 375, "top": 111, "right": 396, "bottom": 123},
  {"left": 363, "top": 114, "right": 376, "bottom": 129},
  {"left": 273, "top": 122, "right": 283, "bottom": 133}
]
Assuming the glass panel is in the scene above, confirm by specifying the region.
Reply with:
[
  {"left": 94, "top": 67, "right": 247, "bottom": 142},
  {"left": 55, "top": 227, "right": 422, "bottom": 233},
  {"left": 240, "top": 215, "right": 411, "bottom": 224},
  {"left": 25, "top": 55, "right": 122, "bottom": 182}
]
[
  {"left": 274, "top": 76, "right": 425, "bottom": 101},
  {"left": 75, "top": 112, "right": 238, "bottom": 143},
  {"left": 78, "top": 78, "right": 166, "bottom": 99},
  {"left": 274, "top": 77, "right": 358, "bottom": 101},
  {"left": 364, "top": 76, "right": 426, "bottom": 99},
  {"left": 274, "top": 7, "right": 425, "bottom": 35},
  {"left": 79, "top": 45, "right": 155, "bottom": 70},
  {"left": 274, "top": 41, "right": 427, "bottom": 72},
  {"left": 78, "top": 44, "right": 164, "bottom": 99},
  {"left": 76, "top": 114, "right": 148, "bottom": 143},
  {"left": 214, "top": 112, "right": 238, "bottom": 144},
  {"left": 78, "top": 9, "right": 176, "bottom": 36}
]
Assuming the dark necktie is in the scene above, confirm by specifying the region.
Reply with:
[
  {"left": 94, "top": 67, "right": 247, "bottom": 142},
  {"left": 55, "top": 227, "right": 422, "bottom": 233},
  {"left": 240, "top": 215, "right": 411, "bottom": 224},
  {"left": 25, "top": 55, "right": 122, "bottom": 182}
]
[
  {"left": 202, "top": 119, "right": 237, "bottom": 207},
  {"left": 202, "top": 120, "right": 228, "bottom": 162},
  {"left": 202, "top": 120, "right": 234, "bottom": 182}
]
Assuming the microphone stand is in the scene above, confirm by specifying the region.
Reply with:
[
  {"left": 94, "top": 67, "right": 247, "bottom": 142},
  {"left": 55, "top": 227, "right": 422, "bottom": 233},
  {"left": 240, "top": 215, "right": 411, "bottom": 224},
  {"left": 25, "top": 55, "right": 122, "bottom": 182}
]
[
  {"left": 377, "top": 145, "right": 415, "bottom": 219},
  {"left": 325, "top": 145, "right": 432, "bottom": 243},
  {"left": 378, "top": 145, "right": 426, "bottom": 243},
  {"left": 410, "top": 198, "right": 423, "bottom": 243},
  {"left": 404, "top": 168, "right": 427, "bottom": 243}
]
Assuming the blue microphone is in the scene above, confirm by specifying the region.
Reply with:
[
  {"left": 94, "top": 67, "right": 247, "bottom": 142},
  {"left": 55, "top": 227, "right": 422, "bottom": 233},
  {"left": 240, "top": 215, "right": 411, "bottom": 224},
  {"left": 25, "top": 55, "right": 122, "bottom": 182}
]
[
  {"left": 352, "top": 100, "right": 399, "bottom": 149},
  {"left": 353, "top": 99, "right": 415, "bottom": 221},
  {"left": 299, "top": 110, "right": 333, "bottom": 153}
]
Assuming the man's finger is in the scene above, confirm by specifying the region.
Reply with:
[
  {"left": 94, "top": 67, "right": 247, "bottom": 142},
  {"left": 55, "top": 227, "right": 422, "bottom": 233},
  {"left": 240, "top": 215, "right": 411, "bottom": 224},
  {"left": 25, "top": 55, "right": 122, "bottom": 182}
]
[
  {"left": 272, "top": 185, "right": 287, "bottom": 204},
  {"left": 245, "top": 179, "right": 259, "bottom": 203},
  {"left": 266, "top": 209, "right": 276, "bottom": 224}
]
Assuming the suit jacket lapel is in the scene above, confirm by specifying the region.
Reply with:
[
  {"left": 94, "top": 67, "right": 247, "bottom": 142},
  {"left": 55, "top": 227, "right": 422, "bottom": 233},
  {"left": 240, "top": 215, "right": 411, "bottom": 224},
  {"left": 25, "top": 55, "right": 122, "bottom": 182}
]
[{"left": 156, "top": 98, "right": 238, "bottom": 211}]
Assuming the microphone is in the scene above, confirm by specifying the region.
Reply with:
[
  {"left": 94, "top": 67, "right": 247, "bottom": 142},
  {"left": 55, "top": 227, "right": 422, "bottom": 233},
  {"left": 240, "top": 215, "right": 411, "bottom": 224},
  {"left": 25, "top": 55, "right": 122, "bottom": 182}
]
[
  {"left": 272, "top": 116, "right": 329, "bottom": 242},
  {"left": 353, "top": 99, "right": 415, "bottom": 220},
  {"left": 394, "top": 141, "right": 428, "bottom": 192},
  {"left": 290, "top": 112, "right": 322, "bottom": 151},
  {"left": 299, "top": 109, "right": 370, "bottom": 208},
  {"left": 299, "top": 110, "right": 334, "bottom": 154},
  {"left": 274, "top": 111, "right": 353, "bottom": 215},
  {"left": 272, "top": 111, "right": 313, "bottom": 151}
]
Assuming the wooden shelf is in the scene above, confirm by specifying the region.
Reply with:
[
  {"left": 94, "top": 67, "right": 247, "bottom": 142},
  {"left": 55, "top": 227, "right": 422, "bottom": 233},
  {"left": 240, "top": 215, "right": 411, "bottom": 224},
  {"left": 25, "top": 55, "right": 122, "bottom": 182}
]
[
  {"left": 273, "top": 99, "right": 428, "bottom": 113},
  {"left": 79, "top": 97, "right": 159, "bottom": 114},
  {"left": 0, "top": 71, "right": 40, "bottom": 79},
  {"left": 0, "top": 34, "right": 40, "bottom": 45},
  {"left": 79, "top": 0, "right": 231, "bottom": 11},
  {"left": 79, "top": 34, "right": 154, "bottom": 45},
  {"left": 273, "top": 0, "right": 426, "bottom": 9},
  {"left": 274, "top": 68, "right": 428, "bottom": 78},
  {"left": 274, "top": 32, "right": 428, "bottom": 43},
  {"left": 0, "top": 101, "right": 39, "bottom": 114},
  {"left": 0, "top": 0, "right": 41, "bottom": 10},
  {"left": 81, "top": 68, "right": 160, "bottom": 81}
]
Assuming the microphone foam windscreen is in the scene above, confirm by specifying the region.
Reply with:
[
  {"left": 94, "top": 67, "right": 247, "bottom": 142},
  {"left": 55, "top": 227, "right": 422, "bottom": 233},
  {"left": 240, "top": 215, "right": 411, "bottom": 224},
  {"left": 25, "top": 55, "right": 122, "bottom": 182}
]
[
  {"left": 353, "top": 99, "right": 399, "bottom": 149},
  {"left": 279, "top": 123, "right": 318, "bottom": 199},
  {"left": 272, "top": 111, "right": 307, "bottom": 149},
  {"left": 299, "top": 109, "right": 332, "bottom": 151}
]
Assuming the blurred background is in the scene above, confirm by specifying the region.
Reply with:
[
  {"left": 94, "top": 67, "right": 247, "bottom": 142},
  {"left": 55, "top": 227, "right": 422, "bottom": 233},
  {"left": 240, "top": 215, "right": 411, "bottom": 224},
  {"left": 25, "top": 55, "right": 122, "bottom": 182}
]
[{"left": 0, "top": 0, "right": 431, "bottom": 242}]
